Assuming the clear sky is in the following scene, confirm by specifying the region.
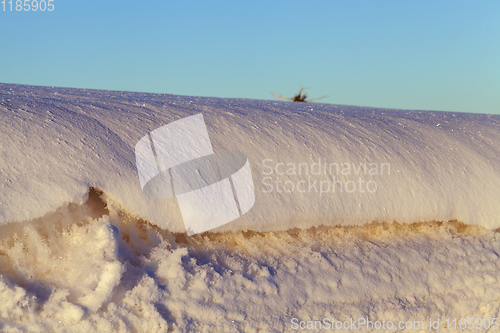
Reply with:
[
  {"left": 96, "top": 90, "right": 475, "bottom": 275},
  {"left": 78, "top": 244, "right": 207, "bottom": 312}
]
[{"left": 1, "top": 0, "right": 499, "bottom": 114}]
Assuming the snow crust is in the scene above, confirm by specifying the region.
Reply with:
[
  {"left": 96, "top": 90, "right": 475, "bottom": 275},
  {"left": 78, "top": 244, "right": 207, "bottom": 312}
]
[
  {"left": 1, "top": 200, "right": 500, "bottom": 332},
  {"left": 1, "top": 83, "right": 499, "bottom": 233},
  {"left": 1, "top": 83, "right": 500, "bottom": 332}
]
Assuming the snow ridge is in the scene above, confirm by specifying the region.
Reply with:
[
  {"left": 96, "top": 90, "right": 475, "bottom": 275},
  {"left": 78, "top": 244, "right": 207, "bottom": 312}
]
[{"left": 1, "top": 83, "right": 499, "bottom": 233}]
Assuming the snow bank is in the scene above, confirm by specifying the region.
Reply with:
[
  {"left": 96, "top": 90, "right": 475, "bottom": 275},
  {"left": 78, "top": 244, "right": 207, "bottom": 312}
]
[
  {"left": 1, "top": 83, "right": 500, "bottom": 332},
  {"left": 1, "top": 83, "right": 499, "bottom": 233},
  {"left": 0, "top": 196, "right": 500, "bottom": 332}
]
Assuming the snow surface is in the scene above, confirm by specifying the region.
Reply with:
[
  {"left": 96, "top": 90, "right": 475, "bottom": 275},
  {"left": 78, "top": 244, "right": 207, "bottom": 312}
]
[
  {"left": 0, "top": 83, "right": 500, "bottom": 332},
  {"left": 1, "top": 83, "right": 499, "bottom": 232}
]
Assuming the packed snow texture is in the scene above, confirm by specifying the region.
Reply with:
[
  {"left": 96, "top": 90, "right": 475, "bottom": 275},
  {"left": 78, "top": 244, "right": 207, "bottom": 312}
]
[
  {"left": 1, "top": 84, "right": 499, "bottom": 233},
  {"left": 0, "top": 83, "right": 500, "bottom": 332}
]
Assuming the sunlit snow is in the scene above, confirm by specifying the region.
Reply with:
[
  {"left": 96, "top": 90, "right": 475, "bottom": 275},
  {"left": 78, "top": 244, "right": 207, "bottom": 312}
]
[{"left": 1, "top": 83, "right": 499, "bottom": 332}]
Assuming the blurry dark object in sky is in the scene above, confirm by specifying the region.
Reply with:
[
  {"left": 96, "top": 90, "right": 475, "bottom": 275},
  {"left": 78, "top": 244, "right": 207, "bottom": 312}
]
[{"left": 271, "top": 88, "right": 328, "bottom": 102}]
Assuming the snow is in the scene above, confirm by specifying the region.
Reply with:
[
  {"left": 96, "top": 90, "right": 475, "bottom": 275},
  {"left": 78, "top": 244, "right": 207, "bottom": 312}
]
[
  {"left": 1, "top": 84, "right": 499, "bottom": 233},
  {"left": 0, "top": 83, "right": 500, "bottom": 332}
]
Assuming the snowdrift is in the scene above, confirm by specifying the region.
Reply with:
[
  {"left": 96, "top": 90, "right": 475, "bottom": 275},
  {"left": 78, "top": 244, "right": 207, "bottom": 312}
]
[
  {"left": 1, "top": 83, "right": 500, "bottom": 332},
  {"left": 1, "top": 83, "right": 499, "bottom": 233},
  {"left": 1, "top": 191, "right": 500, "bottom": 332}
]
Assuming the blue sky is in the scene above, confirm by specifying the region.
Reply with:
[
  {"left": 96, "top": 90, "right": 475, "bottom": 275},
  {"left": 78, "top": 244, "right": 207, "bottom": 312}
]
[{"left": 1, "top": 0, "right": 499, "bottom": 114}]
